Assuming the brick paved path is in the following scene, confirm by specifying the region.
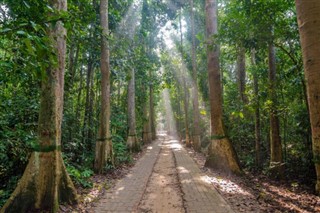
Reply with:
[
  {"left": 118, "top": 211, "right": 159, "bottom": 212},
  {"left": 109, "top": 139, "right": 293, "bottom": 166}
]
[
  {"left": 94, "top": 134, "right": 235, "bottom": 213},
  {"left": 170, "top": 137, "right": 234, "bottom": 213},
  {"left": 94, "top": 139, "right": 162, "bottom": 213}
]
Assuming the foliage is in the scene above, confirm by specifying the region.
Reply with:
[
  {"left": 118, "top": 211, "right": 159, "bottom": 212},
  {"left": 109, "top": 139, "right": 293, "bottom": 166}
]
[{"left": 66, "top": 164, "right": 94, "bottom": 188}]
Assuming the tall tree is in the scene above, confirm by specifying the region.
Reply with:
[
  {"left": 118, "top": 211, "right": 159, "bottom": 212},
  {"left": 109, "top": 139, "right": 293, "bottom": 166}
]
[
  {"left": 179, "top": 9, "right": 191, "bottom": 147},
  {"left": 204, "top": 0, "right": 241, "bottom": 174},
  {"left": 295, "top": 0, "right": 320, "bottom": 194},
  {"left": 94, "top": 0, "right": 113, "bottom": 174},
  {"left": 268, "top": 41, "right": 283, "bottom": 176},
  {"left": 190, "top": 0, "right": 202, "bottom": 152},
  {"left": 251, "top": 49, "right": 261, "bottom": 169},
  {"left": 127, "top": 68, "right": 138, "bottom": 150},
  {"left": 1, "top": 0, "right": 78, "bottom": 211}
]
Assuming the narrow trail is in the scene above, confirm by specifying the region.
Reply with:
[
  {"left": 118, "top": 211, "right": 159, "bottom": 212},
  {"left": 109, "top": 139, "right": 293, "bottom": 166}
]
[
  {"left": 138, "top": 139, "right": 184, "bottom": 213},
  {"left": 94, "top": 134, "right": 234, "bottom": 213}
]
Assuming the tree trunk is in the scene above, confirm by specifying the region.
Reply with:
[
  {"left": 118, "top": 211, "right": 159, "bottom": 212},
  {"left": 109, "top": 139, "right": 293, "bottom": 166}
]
[
  {"left": 183, "top": 78, "right": 190, "bottom": 147},
  {"left": 75, "top": 66, "right": 84, "bottom": 133},
  {"left": 204, "top": 0, "right": 241, "bottom": 174},
  {"left": 190, "top": 0, "right": 201, "bottom": 152},
  {"left": 127, "top": 69, "right": 138, "bottom": 151},
  {"left": 251, "top": 49, "right": 261, "bottom": 169},
  {"left": 82, "top": 59, "right": 94, "bottom": 144},
  {"left": 268, "top": 42, "right": 284, "bottom": 177},
  {"left": 1, "top": 1, "right": 78, "bottom": 212},
  {"left": 142, "top": 94, "right": 151, "bottom": 144},
  {"left": 295, "top": 0, "right": 320, "bottom": 194},
  {"left": 179, "top": 9, "right": 190, "bottom": 147},
  {"left": 237, "top": 46, "right": 248, "bottom": 103},
  {"left": 149, "top": 69, "right": 156, "bottom": 140},
  {"left": 94, "top": 0, "right": 113, "bottom": 174},
  {"left": 176, "top": 86, "right": 182, "bottom": 139},
  {"left": 150, "top": 82, "right": 156, "bottom": 140}
]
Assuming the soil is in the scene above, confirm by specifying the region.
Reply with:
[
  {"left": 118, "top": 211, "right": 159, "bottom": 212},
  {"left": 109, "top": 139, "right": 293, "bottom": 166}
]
[{"left": 138, "top": 140, "right": 184, "bottom": 213}]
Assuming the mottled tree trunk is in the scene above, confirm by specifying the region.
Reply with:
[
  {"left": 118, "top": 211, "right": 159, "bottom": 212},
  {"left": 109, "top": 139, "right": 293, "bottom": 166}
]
[
  {"left": 268, "top": 42, "right": 284, "bottom": 177},
  {"left": 190, "top": 0, "right": 201, "bottom": 152},
  {"left": 237, "top": 46, "right": 248, "bottom": 103},
  {"left": 295, "top": 0, "right": 320, "bottom": 194},
  {"left": 251, "top": 49, "right": 261, "bottom": 169},
  {"left": 1, "top": 0, "right": 78, "bottom": 212},
  {"left": 204, "top": 0, "right": 241, "bottom": 174},
  {"left": 94, "top": 0, "right": 113, "bottom": 174},
  {"left": 127, "top": 69, "right": 138, "bottom": 151}
]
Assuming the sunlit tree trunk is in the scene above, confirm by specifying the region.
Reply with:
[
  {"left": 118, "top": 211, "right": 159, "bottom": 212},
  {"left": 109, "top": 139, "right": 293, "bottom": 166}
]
[
  {"left": 179, "top": 9, "right": 190, "bottom": 147},
  {"left": 190, "top": 0, "right": 201, "bottom": 152},
  {"left": 251, "top": 49, "right": 261, "bottom": 169},
  {"left": 237, "top": 46, "right": 248, "bottom": 103},
  {"left": 183, "top": 78, "right": 190, "bottom": 147},
  {"left": 1, "top": 0, "right": 78, "bottom": 212},
  {"left": 94, "top": 0, "right": 113, "bottom": 174},
  {"left": 295, "top": 0, "right": 320, "bottom": 194},
  {"left": 268, "top": 42, "right": 284, "bottom": 177},
  {"left": 127, "top": 68, "right": 138, "bottom": 151},
  {"left": 176, "top": 86, "right": 183, "bottom": 139},
  {"left": 204, "top": 0, "right": 241, "bottom": 174}
]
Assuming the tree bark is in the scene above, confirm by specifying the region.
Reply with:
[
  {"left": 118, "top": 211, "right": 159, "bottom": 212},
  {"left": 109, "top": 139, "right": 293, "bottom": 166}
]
[
  {"left": 295, "top": 0, "right": 320, "bottom": 194},
  {"left": 251, "top": 49, "right": 261, "bottom": 169},
  {"left": 204, "top": 0, "right": 241, "bottom": 174},
  {"left": 1, "top": 0, "right": 78, "bottom": 212},
  {"left": 268, "top": 42, "right": 284, "bottom": 177},
  {"left": 237, "top": 46, "right": 248, "bottom": 103},
  {"left": 94, "top": 0, "right": 113, "bottom": 174},
  {"left": 127, "top": 68, "right": 138, "bottom": 151},
  {"left": 190, "top": 0, "right": 201, "bottom": 152}
]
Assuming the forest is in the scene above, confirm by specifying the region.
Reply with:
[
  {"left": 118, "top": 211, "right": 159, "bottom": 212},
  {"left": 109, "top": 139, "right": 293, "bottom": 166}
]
[{"left": 0, "top": 0, "right": 320, "bottom": 212}]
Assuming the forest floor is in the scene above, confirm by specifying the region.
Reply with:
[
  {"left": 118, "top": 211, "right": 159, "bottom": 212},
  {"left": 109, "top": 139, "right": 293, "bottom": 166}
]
[
  {"left": 185, "top": 147, "right": 320, "bottom": 213},
  {"left": 59, "top": 136, "right": 320, "bottom": 213}
]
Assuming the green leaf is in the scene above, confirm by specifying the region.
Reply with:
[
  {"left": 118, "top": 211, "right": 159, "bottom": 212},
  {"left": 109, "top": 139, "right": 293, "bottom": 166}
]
[
  {"left": 0, "top": 28, "right": 11, "bottom": 33},
  {"left": 23, "top": 38, "right": 35, "bottom": 55},
  {"left": 23, "top": 1, "right": 30, "bottom": 8},
  {"left": 16, "top": 31, "right": 26, "bottom": 35}
]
